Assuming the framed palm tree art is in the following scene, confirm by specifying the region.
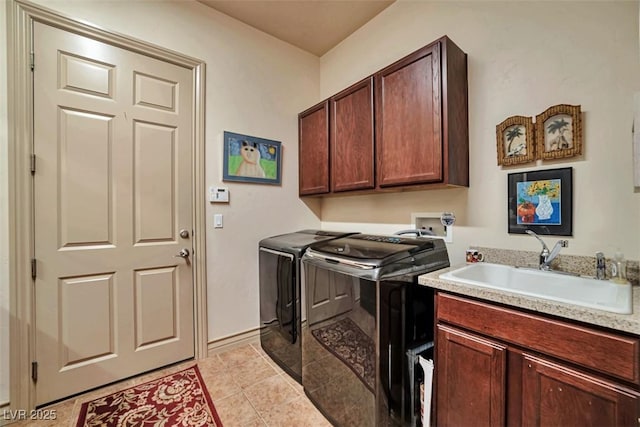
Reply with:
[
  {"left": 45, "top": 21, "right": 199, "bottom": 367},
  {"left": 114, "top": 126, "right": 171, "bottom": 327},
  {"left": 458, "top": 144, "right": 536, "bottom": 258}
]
[
  {"left": 496, "top": 115, "right": 535, "bottom": 166},
  {"left": 535, "top": 104, "right": 582, "bottom": 160}
]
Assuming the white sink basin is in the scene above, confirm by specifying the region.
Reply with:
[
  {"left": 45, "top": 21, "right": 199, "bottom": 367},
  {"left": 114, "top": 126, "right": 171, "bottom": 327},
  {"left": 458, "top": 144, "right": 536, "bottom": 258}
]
[{"left": 439, "top": 263, "right": 633, "bottom": 314}]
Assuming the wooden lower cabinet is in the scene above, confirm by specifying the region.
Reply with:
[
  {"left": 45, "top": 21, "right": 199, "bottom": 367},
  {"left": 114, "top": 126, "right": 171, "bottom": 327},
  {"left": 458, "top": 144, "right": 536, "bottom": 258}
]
[
  {"left": 522, "top": 354, "right": 640, "bottom": 427},
  {"left": 436, "top": 324, "right": 506, "bottom": 427},
  {"left": 435, "top": 293, "right": 640, "bottom": 427}
]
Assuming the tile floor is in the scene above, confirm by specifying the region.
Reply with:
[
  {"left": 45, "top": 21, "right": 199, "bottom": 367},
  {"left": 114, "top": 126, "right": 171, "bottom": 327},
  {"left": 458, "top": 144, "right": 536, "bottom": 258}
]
[{"left": 7, "top": 341, "right": 332, "bottom": 427}]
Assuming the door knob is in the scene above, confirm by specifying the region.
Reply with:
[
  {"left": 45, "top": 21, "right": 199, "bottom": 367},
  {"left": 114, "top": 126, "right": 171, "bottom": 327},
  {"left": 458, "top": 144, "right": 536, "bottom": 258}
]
[
  {"left": 179, "top": 229, "right": 190, "bottom": 238},
  {"left": 175, "top": 248, "right": 190, "bottom": 258}
]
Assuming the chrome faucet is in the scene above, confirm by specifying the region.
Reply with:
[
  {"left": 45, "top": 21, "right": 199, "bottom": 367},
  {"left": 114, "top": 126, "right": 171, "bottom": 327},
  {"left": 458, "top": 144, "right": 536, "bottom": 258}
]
[
  {"left": 595, "top": 252, "right": 606, "bottom": 279},
  {"left": 525, "top": 230, "right": 568, "bottom": 271}
]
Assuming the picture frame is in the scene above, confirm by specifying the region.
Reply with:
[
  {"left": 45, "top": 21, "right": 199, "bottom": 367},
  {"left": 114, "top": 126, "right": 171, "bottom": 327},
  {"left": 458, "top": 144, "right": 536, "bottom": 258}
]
[
  {"left": 508, "top": 167, "right": 573, "bottom": 236},
  {"left": 535, "top": 104, "right": 582, "bottom": 160},
  {"left": 496, "top": 115, "right": 535, "bottom": 166},
  {"left": 223, "top": 131, "right": 282, "bottom": 185},
  {"left": 634, "top": 93, "right": 640, "bottom": 187}
]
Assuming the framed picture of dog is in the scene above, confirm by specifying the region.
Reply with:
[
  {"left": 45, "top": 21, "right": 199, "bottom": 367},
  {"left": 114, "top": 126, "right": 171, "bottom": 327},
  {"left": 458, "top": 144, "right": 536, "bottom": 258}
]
[{"left": 223, "top": 131, "right": 282, "bottom": 185}]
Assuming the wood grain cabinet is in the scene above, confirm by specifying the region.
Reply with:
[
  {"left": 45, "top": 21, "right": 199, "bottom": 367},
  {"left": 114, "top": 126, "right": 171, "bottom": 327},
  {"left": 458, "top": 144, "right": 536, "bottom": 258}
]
[
  {"left": 521, "top": 354, "right": 640, "bottom": 427},
  {"left": 375, "top": 36, "right": 468, "bottom": 188},
  {"left": 330, "top": 77, "right": 375, "bottom": 192},
  {"left": 435, "top": 292, "right": 640, "bottom": 427},
  {"left": 298, "top": 35, "right": 468, "bottom": 196},
  {"left": 298, "top": 101, "right": 330, "bottom": 195},
  {"left": 436, "top": 324, "right": 506, "bottom": 427}
]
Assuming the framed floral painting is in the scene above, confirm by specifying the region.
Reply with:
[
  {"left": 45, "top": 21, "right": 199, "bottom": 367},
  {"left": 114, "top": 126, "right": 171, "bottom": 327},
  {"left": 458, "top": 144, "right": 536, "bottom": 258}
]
[
  {"left": 535, "top": 104, "right": 582, "bottom": 160},
  {"left": 507, "top": 167, "right": 573, "bottom": 236},
  {"left": 496, "top": 115, "right": 535, "bottom": 166}
]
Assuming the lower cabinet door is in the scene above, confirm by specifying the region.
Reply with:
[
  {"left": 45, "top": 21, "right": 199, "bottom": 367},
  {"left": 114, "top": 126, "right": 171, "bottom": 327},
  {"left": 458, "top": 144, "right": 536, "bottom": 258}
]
[
  {"left": 522, "top": 354, "right": 640, "bottom": 427},
  {"left": 436, "top": 324, "right": 507, "bottom": 427}
]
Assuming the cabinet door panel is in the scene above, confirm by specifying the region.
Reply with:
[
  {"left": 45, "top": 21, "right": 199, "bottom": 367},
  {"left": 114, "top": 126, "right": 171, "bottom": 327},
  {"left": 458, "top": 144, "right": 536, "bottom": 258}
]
[
  {"left": 436, "top": 292, "right": 640, "bottom": 384},
  {"left": 330, "top": 77, "right": 374, "bottom": 192},
  {"left": 375, "top": 43, "right": 442, "bottom": 187},
  {"left": 299, "top": 101, "right": 329, "bottom": 195},
  {"left": 436, "top": 324, "right": 506, "bottom": 427},
  {"left": 522, "top": 354, "right": 640, "bottom": 427}
]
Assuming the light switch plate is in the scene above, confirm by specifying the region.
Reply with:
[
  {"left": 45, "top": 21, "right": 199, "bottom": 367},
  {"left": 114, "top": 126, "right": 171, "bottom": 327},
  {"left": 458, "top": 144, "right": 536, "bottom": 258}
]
[{"left": 214, "top": 214, "right": 223, "bottom": 228}]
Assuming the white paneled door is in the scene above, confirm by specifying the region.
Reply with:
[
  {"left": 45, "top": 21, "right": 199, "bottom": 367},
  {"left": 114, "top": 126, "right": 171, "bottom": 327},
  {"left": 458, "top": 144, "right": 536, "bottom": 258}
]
[{"left": 33, "top": 22, "right": 194, "bottom": 405}]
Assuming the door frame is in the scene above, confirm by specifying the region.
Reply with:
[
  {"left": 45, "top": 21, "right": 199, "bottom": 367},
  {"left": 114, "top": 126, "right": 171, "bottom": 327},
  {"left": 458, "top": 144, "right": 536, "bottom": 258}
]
[{"left": 6, "top": 0, "right": 208, "bottom": 411}]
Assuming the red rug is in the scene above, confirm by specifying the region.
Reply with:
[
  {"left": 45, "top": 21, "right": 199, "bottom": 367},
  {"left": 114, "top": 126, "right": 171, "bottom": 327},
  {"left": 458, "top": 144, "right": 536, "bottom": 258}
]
[{"left": 76, "top": 365, "right": 223, "bottom": 426}]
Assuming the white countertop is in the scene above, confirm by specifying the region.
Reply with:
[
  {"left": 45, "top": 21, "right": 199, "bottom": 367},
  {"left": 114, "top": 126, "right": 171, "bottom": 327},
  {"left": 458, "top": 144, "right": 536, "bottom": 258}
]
[{"left": 419, "top": 265, "right": 640, "bottom": 336}]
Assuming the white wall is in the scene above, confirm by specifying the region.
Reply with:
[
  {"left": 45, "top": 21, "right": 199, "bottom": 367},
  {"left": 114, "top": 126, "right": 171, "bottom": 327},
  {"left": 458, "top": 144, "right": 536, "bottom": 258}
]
[
  {"left": 0, "top": 0, "right": 10, "bottom": 406},
  {"left": 319, "top": 1, "right": 640, "bottom": 265},
  {"left": 2, "top": 0, "right": 322, "bottom": 344}
]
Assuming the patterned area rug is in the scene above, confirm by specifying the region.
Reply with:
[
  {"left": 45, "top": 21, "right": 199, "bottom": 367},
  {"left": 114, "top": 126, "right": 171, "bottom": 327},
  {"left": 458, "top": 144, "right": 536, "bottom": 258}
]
[
  {"left": 76, "top": 366, "right": 222, "bottom": 427},
  {"left": 311, "top": 317, "right": 375, "bottom": 392}
]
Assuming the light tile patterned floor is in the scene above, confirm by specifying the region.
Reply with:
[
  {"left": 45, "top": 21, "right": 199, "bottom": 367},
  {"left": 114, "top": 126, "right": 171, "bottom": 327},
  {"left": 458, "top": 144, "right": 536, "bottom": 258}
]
[{"left": 8, "top": 341, "right": 331, "bottom": 427}]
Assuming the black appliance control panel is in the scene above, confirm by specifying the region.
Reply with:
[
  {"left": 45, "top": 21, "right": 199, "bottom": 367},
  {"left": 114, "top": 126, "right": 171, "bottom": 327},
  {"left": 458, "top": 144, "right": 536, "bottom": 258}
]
[{"left": 359, "top": 235, "right": 404, "bottom": 244}]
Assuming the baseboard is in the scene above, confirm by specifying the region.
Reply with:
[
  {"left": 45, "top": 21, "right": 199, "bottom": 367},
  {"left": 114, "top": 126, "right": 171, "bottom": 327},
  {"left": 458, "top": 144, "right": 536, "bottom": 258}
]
[{"left": 207, "top": 327, "right": 260, "bottom": 356}]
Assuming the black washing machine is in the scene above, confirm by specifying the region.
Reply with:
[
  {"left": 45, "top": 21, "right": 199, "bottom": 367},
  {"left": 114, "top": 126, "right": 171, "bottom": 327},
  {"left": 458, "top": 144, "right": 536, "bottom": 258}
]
[
  {"left": 301, "top": 234, "right": 450, "bottom": 426},
  {"left": 258, "top": 230, "right": 357, "bottom": 383}
]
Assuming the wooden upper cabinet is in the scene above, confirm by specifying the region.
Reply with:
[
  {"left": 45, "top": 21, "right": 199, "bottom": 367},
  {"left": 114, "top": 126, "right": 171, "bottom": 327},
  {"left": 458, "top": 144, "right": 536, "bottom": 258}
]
[
  {"left": 375, "top": 36, "right": 468, "bottom": 188},
  {"left": 376, "top": 43, "right": 442, "bottom": 187},
  {"left": 298, "top": 101, "right": 330, "bottom": 195},
  {"left": 330, "top": 77, "right": 374, "bottom": 192},
  {"left": 298, "top": 36, "right": 468, "bottom": 196}
]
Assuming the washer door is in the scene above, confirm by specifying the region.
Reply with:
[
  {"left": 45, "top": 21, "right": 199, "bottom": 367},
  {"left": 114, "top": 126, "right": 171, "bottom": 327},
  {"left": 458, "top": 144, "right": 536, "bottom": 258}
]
[{"left": 259, "top": 248, "right": 297, "bottom": 344}]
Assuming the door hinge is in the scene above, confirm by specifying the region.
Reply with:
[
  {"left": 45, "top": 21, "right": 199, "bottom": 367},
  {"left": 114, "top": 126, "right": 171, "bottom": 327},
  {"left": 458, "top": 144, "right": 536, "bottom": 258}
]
[
  {"left": 31, "top": 258, "right": 37, "bottom": 280},
  {"left": 30, "top": 52, "right": 34, "bottom": 71},
  {"left": 31, "top": 361, "right": 38, "bottom": 382},
  {"left": 30, "top": 154, "right": 36, "bottom": 175}
]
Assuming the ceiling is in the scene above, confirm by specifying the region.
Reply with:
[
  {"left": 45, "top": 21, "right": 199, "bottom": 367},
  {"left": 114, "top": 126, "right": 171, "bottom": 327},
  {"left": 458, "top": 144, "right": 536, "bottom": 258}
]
[{"left": 197, "top": 0, "right": 395, "bottom": 56}]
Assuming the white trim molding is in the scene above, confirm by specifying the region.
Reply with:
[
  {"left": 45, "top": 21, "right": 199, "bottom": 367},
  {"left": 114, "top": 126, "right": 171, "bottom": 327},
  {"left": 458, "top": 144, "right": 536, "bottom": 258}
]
[
  {"left": 207, "top": 327, "right": 261, "bottom": 356},
  {"left": 7, "top": 0, "right": 207, "bottom": 410}
]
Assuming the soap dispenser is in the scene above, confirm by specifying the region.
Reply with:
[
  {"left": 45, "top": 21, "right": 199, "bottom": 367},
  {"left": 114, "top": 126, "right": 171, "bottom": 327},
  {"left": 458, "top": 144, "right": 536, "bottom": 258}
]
[{"left": 610, "top": 252, "right": 630, "bottom": 285}]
